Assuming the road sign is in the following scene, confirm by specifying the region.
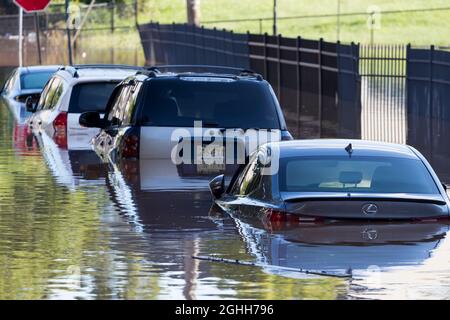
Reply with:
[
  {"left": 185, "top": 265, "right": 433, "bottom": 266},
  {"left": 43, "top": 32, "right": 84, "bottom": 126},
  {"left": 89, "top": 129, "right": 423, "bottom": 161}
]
[{"left": 13, "top": 0, "right": 51, "bottom": 13}]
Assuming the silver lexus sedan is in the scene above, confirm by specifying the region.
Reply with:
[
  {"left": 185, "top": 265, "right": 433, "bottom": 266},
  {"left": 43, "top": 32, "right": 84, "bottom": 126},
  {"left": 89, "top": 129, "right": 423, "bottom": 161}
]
[{"left": 209, "top": 139, "right": 450, "bottom": 221}]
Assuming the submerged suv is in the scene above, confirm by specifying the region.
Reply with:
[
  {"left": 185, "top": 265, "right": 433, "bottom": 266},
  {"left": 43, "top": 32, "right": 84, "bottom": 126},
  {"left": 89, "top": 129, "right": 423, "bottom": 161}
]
[
  {"left": 27, "top": 65, "right": 141, "bottom": 149},
  {"left": 80, "top": 66, "right": 292, "bottom": 168}
]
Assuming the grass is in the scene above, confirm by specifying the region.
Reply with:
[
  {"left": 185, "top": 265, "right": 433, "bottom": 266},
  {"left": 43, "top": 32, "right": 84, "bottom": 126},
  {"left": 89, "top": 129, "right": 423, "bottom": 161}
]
[
  {"left": 134, "top": 0, "right": 450, "bottom": 45},
  {"left": 44, "top": 0, "right": 450, "bottom": 65}
]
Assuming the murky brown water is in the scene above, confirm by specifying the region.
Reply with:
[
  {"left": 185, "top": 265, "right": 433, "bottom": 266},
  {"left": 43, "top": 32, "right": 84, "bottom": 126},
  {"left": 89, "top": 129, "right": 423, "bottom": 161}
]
[{"left": 1, "top": 68, "right": 450, "bottom": 299}]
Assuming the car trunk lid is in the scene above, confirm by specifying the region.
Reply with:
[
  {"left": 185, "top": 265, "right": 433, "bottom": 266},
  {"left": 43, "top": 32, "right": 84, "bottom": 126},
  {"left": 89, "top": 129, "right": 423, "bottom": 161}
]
[{"left": 281, "top": 192, "right": 449, "bottom": 220}]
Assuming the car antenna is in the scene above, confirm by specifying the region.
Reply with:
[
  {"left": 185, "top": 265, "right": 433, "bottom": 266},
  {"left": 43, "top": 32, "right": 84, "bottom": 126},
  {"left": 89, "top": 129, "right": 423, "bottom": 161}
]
[{"left": 345, "top": 143, "right": 353, "bottom": 157}]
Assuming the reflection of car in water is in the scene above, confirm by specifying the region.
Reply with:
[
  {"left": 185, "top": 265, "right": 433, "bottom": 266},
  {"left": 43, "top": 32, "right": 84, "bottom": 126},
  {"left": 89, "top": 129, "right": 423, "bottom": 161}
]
[
  {"left": 33, "top": 129, "right": 108, "bottom": 189},
  {"left": 106, "top": 158, "right": 227, "bottom": 231},
  {"left": 230, "top": 215, "right": 449, "bottom": 275},
  {"left": 212, "top": 139, "right": 450, "bottom": 221}
]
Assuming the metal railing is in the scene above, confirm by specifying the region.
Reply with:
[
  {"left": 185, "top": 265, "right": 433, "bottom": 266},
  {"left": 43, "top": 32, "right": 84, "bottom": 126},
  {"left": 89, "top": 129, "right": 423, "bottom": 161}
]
[{"left": 359, "top": 44, "right": 407, "bottom": 144}]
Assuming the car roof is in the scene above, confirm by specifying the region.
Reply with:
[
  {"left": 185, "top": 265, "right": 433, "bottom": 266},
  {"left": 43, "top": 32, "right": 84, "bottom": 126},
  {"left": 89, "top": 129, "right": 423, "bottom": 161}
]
[
  {"left": 270, "top": 139, "right": 419, "bottom": 159},
  {"left": 18, "top": 65, "right": 61, "bottom": 74},
  {"left": 55, "top": 66, "right": 140, "bottom": 83},
  {"left": 135, "top": 65, "right": 264, "bottom": 82}
]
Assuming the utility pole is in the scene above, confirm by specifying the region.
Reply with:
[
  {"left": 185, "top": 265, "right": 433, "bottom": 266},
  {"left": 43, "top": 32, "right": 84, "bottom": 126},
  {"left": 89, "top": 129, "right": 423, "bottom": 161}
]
[
  {"left": 273, "top": 0, "right": 277, "bottom": 35},
  {"left": 65, "top": 0, "right": 73, "bottom": 65},
  {"left": 34, "top": 12, "right": 42, "bottom": 64},
  {"left": 186, "top": 0, "right": 200, "bottom": 26},
  {"left": 19, "top": 7, "right": 23, "bottom": 67}
]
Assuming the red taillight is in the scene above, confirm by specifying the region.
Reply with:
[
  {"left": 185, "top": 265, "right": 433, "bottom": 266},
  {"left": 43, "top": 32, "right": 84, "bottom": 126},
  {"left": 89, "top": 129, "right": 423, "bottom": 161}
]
[
  {"left": 264, "top": 208, "right": 323, "bottom": 224},
  {"left": 53, "top": 132, "right": 67, "bottom": 150},
  {"left": 121, "top": 134, "right": 139, "bottom": 158},
  {"left": 53, "top": 112, "right": 67, "bottom": 132}
]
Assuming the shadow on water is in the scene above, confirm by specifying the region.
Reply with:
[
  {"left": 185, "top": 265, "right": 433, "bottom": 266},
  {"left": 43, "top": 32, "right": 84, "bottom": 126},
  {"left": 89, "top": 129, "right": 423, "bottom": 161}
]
[{"left": 1, "top": 67, "right": 450, "bottom": 299}]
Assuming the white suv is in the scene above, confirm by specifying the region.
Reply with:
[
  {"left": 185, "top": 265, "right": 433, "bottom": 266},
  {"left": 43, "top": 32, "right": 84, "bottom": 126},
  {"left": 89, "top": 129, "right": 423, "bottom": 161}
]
[{"left": 27, "top": 65, "right": 141, "bottom": 149}]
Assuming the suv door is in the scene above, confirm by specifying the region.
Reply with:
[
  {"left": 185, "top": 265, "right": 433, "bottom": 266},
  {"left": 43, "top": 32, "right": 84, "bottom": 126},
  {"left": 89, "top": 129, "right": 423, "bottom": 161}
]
[{"left": 93, "top": 82, "right": 139, "bottom": 161}]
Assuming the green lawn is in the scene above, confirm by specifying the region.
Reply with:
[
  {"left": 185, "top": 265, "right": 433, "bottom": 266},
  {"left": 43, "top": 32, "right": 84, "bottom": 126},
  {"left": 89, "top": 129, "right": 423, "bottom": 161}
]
[{"left": 136, "top": 0, "right": 450, "bottom": 45}]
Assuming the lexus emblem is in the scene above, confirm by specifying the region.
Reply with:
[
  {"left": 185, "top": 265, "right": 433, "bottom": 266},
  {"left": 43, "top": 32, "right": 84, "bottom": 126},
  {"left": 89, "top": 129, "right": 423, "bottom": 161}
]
[{"left": 362, "top": 203, "right": 378, "bottom": 215}]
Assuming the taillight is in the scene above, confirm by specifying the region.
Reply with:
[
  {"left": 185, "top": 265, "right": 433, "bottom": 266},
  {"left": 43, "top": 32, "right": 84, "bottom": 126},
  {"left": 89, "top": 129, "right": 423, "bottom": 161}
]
[
  {"left": 121, "top": 132, "right": 140, "bottom": 159},
  {"left": 264, "top": 208, "right": 323, "bottom": 224},
  {"left": 53, "top": 112, "right": 67, "bottom": 133},
  {"left": 281, "top": 131, "right": 294, "bottom": 141},
  {"left": 53, "top": 132, "right": 67, "bottom": 150}
]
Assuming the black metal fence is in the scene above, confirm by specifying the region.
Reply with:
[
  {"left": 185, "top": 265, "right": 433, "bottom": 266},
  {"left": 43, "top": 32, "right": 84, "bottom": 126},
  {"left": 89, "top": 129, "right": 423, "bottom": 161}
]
[
  {"left": 138, "top": 22, "right": 361, "bottom": 139},
  {"left": 407, "top": 46, "right": 450, "bottom": 181}
]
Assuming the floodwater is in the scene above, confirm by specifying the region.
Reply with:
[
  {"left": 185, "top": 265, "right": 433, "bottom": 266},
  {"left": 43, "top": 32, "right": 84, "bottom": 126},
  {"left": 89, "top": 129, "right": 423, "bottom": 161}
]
[{"left": 1, "top": 70, "right": 450, "bottom": 300}]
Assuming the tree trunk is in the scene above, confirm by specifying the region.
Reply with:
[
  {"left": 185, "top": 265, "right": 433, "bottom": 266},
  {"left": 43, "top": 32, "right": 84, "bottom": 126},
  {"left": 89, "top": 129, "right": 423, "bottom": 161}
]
[{"left": 186, "top": 0, "right": 201, "bottom": 26}]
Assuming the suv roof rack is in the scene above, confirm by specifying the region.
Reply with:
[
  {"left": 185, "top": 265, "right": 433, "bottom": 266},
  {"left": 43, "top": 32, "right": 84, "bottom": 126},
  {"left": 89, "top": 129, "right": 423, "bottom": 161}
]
[
  {"left": 142, "top": 65, "right": 263, "bottom": 80},
  {"left": 59, "top": 64, "right": 143, "bottom": 78}
]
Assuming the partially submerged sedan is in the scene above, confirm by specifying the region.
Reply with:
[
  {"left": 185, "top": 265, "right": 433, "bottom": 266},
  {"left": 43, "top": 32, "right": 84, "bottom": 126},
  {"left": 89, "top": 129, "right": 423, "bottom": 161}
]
[{"left": 210, "top": 140, "right": 450, "bottom": 221}]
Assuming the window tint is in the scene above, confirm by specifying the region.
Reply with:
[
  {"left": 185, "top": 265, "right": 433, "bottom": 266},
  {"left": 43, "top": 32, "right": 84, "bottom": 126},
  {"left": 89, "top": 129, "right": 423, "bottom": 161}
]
[
  {"left": 69, "top": 82, "right": 118, "bottom": 113},
  {"left": 20, "top": 72, "right": 54, "bottom": 90},
  {"left": 106, "top": 83, "right": 141, "bottom": 126},
  {"left": 139, "top": 78, "right": 280, "bottom": 128},
  {"left": 279, "top": 156, "right": 439, "bottom": 194},
  {"left": 36, "top": 77, "right": 63, "bottom": 110},
  {"left": 36, "top": 77, "right": 54, "bottom": 110},
  {"left": 231, "top": 155, "right": 262, "bottom": 196}
]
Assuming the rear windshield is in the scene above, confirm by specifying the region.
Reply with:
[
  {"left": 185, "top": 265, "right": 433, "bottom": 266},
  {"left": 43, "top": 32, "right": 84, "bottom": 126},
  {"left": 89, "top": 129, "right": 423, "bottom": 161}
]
[
  {"left": 139, "top": 78, "right": 280, "bottom": 128},
  {"left": 280, "top": 156, "right": 439, "bottom": 194},
  {"left": 69, "top": 82, "right": 118, "bottom": 113},
  {"left": 20, "top": 72, "right": 54, "bottom": 90}
]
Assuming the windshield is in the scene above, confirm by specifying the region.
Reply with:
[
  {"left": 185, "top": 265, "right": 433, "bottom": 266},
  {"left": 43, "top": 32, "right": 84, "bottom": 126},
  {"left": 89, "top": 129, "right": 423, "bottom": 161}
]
[
  {"left": 69, "top": 82, "right": 118, "bottom": 113},
  {"left": 139, "top": 78, "right": 281, "bottom": 128},
  {"left": 20, "top": 72, "right": 54, "bottom": 90},
  {"left": 279, "top": 156, "right": 439, "bottom": 194}
]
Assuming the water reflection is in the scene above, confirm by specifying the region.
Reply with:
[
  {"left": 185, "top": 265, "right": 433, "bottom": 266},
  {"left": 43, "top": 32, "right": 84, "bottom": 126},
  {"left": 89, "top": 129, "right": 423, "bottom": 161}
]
[{"left": 2, "top": 65, "right": 450, "bottom": 299}]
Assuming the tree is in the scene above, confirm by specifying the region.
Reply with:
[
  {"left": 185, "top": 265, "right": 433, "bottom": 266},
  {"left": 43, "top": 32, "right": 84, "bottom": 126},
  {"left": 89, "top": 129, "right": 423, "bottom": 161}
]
[{"left": 186, "top": 0, "right": 200, "bottom": 26}]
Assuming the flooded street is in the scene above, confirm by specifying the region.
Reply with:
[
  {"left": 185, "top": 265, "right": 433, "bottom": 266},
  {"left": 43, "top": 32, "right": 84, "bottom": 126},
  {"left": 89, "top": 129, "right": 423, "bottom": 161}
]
[{"left": 1, "top": 68, "right": 450, "bottom": 300}]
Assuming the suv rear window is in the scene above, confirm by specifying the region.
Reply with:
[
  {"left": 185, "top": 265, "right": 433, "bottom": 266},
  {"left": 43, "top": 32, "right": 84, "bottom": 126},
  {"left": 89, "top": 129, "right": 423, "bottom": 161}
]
[
  {"left": 69, "top": 82, "right": 118, "bottom": 113},
  {"left": 279, "top": 156, "right": 439, "bottom": 194},
  {"left": 139, "top": 78, "right": 280, "bottom": 129},
  {"left": 20, "top": 71, "right": 54, "bottom": 90}
]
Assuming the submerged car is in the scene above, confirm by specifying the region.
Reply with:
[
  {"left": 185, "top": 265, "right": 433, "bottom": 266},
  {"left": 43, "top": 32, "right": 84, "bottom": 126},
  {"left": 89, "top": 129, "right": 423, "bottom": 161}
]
[
  {"left": 210, "top": 139, "right": 450, "bottom": 221},
  {"left": 27, "top": 64, "right": 141, "bottom": 149},
  {"left": 79, "top": 66, "right": 292, "bottom": 171},
  {"left": 0, "top": 65, "right": 60, "bottom": 123}
]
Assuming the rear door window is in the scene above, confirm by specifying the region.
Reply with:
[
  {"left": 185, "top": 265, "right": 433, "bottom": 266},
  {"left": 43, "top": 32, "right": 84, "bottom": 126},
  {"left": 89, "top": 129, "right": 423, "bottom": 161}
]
[
  {"left": 139, "top": 78, "right": 280, "bottom": 129},
  {"left": 37, "top": 77, "right": 63, "bottom": 110},
  {"left": 68, "top": 82, "right": 118, "bottom": 113}
]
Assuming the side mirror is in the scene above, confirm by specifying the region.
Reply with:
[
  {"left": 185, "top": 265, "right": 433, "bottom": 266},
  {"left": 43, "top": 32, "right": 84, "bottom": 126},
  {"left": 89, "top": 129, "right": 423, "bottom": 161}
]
[
  {"left": 25, "top": 96, "right": 36, "bottom": 113},
  {"left": 79, "top": 111, "right": 104, "bottom": 128},
  {"left": 442, "top": 183, "right": 447, "bottom": 191},
  {"left": 209, "top": 174, "right": 225, "bottom": 199}
]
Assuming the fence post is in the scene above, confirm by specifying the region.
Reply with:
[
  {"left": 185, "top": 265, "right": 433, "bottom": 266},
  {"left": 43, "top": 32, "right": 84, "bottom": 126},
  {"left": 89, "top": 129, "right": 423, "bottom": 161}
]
[
  {"left": 405, "top": 43, "right": 411, "bottom": 143},
  {"left": 429, "top": 45, "right": 434, "bottom": 161},
  {"left": 277, "top": 34, "right": 281, "bottom": 98},
  {"left": 336, "top": 40, "right": 341, "bottom": 136},
  {"left": 318, "top": 38, "right": 323, "bottom": 138},
  {"left": 263, "top": 32, "right": 268, "bottom": 79},
  {"left": 296, "top": 36, "right": 302, "bottom": 138}
]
